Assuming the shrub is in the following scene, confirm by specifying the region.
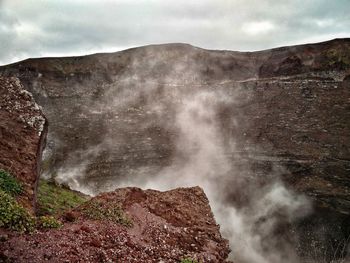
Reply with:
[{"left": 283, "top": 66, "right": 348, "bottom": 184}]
[
  {"left": 37, "top": 215, "right": 62, "bottom": 229},
  {"left": 37, "top": 180, "right": 88, "bottom": 216},
  {"left": 180, "top": 258, "right": 200, "bottom": 263},
  {"left": 0, "top": 189, "right": 35, "bottom": 232},
  {"left": 0, "top": 170, "right": 22, "bottom": 196},
  {"left": 325, "top": 48, "right": 350, "bottom": 68},
  {"left": 81, "top": 199, "right": 132, "bottom": 227}
]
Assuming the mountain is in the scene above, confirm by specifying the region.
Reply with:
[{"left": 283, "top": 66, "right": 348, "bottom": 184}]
[{"left": 0, "top": 39, "right": 349, "bottom": 262}]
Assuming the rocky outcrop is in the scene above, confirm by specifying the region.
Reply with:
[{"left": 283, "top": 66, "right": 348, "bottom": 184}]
[
  {"left": 0, "top": 77, "right": 47, "bottom": 213},
  {"left": 0, "top": 39, "right": 349, "bottom": 213},
  {"left": 0, "top": 38, "right": 349, "bottom": 260},
  {"left": 0, "top": 186, "right": 230, "bottom": 262}
]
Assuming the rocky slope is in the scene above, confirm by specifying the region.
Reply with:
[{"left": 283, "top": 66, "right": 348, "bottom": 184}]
[
  {"left": 0, "top": 38, "right": 349, "bottom": 261},
  {"left": 0, "top": 76, "right": 230, "bottom": 262},
  {"left": 0, "top": 186, "right": 230, "bottom": 263},
  {"left": 0, "top": 39, "right": 349, "bottom": 212},
  {"left": 0, "top": 76, "right": 47, "bottom": 213}
]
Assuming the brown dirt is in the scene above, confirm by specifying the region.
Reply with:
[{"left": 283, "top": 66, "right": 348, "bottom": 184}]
[
  {"left": 0, "top": 76, "right": 47, "bottom": 213},
  {"left": 0, "top": 186, "right": 231, "bottom": 263}
]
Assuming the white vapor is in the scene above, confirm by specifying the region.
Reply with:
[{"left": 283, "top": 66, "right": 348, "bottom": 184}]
[
  {"left": 137, "top": 89, "right": 311, "bottom": 262},
  {"left": 47, "top": 47, "right": 313, "bottom": 262}
]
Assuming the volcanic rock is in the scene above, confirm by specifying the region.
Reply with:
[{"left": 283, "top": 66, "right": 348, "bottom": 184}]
[
  {"left": 0, "top": 38, "right": 349, "bottom": 259},
  {"left": 0, "top": 186, "right": 231, "bottom": 263},
  {"left": 0, "top": 76, "right": 47, "bottom": 213},
  {"left": 0, "top": 39, "right": 349, "bottom": 214}
]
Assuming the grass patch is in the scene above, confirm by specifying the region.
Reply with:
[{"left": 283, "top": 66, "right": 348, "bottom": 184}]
[
  {"left": 180, "top": 258, "right": 200, "bottom": 263},
  {"left": 0, "top": 172, "right": 74, "bottom": 232},
  {"left": 37, "top": 215, "right": 62, "bottom": 229},
  {"left": 38, "top": 179, "right": 132, "bottom": 227},
  {"left": 0, "top": 169, "right": 22, "bottom": 196},
  {"left": 0, "top": 189, "right": 35, "bottom": 232},
  {"left": 80, "top": 199, "right": 133, "bottom": 227},
  {"left": 37, "top": 179, "right": 88, "bottom": 216},
  {"left": 325, "top": 48, "right": 350, "bottom": 68},
  {"left": 0, "top": 171, "right": 34, "bottom": 232}
]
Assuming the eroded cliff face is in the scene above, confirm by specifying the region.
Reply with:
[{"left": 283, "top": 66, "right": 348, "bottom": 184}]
[
  {"left": 0, "top": 39, "right": 349, "bottom": 212},
  {"left": 0, "top": 76, "right": 230, "bottom": 262},
  {"left": 0, "top": 76, "right": 47, "bottom": 213},
  {"left": 1, "top": 186, "right": 230, "bottom": 263},
  {"left": 0, "top": 39, "right": 349, "bottom": 261}
]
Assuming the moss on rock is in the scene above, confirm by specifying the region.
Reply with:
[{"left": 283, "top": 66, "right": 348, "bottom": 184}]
[{"left": 37, "top": 179, "right": 88, "bottom": 216}]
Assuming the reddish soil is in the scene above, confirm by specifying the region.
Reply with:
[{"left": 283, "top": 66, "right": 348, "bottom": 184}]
[
  {"left": 0, "top": 186, "right": 231, "bottom": 263},
  {"left": 0, "top": 77, "right": 47, "bottom": 213}
]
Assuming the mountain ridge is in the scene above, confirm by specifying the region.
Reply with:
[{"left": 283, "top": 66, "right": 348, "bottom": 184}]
[
  {"left": 2, "top": 38, "right": 350, "bottom": 67},
  {"left": 0, "top": 38, "right": 349, "bottom": 262}
]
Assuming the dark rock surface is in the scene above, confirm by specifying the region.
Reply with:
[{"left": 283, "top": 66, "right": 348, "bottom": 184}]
[
  {"left": 0, "top": 39, "right": 349, "bottom": 214},
  {"left": 0, "top": 39, "right": 350, "bottom": 261},
  {"left": 0, "top": 77, "right": 47, "bottom": 213},
  {"left": 0, "top": 186, "right": 230, "bottom": 263}
]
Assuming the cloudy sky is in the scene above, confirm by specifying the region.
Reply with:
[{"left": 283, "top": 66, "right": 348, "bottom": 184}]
[{"left": 0, "top": 0, "right": 349, "bottom": 65}]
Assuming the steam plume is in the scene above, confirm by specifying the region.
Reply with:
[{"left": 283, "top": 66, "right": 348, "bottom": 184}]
[{"left": 49, "top": 47, "right": 312, "bottom": 262}]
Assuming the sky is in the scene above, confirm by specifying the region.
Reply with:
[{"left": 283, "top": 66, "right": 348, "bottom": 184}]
[{"left": 0, "top": 0, "right": 349, "bottom": 65}]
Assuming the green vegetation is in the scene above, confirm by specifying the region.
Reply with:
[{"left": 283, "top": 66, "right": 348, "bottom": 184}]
[
  {"left": 325, "top": 48, "right": 350, "bottom": 68},
  {"left": 0, "top": 169, "right": 22, "bottom": 196},
  {"left": 0, "top": 171, "right": 129, "bottom": 233},
  {"left": 37, "top": 179, "right": 88, "bottom": 216},
  {"left": 0, "top": 170, "right": 85, "bottom": 232},
  {"left": 37, "top": 179, "right": 132, "bottom": 227},
  {"left": 0, "top": 189, "right": 35, "bottom": 232},
  {"left": 81, "top": 199, "right": 133, "bottom": 227},
  {"left": 37, "top": 215, "right": 62, "bottom": 229},
  {"left": 0, "top": 170, "right": 34, "bottom": 232},
  {"left": 180, "top": 258, "right": 200, "bottom": 263}
]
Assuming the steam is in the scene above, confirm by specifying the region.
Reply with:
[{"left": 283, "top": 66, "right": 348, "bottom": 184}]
[
  {"left": 47, "top": 46, "right": 312, "bottom": 262},
  {"left": 136, "top": 89, "right": 310, "bottom": 263},
  {"left": 143, "top": 91, "right": 231, "bottom": 190},
  {"left": 54, "top": 145, "right": 103, "bottom": 196}
]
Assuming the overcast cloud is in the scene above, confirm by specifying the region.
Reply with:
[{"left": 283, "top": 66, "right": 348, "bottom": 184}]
[{"left": 0, "top": 0, "right": 349, "bottom": 65}]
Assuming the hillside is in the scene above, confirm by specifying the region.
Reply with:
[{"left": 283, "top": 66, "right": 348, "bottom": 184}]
[{"left": 0, "top": 39, "right": 349, "bottom": 262}]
